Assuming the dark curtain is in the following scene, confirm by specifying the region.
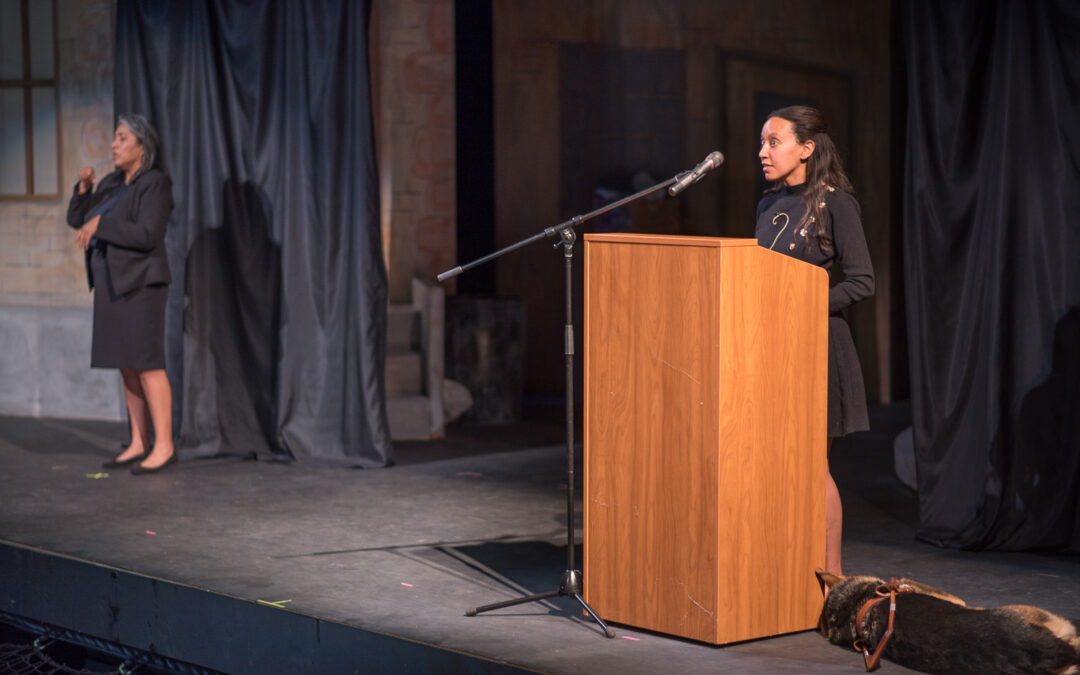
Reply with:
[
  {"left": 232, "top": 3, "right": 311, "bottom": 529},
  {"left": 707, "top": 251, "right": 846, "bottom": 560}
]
[
  {"left": 115, "top": 0, "right": 393, "bottom": 467},
  {"left": 903, "top": 0, "right": 1080, "bottom": 550}
]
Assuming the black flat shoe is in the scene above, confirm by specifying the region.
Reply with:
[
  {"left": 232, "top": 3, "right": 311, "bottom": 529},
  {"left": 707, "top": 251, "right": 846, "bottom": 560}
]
[
  {"left": 102, "top": 453, "right": 146, "bottom": 469},
  {"left": 130, "top": 452, "right": 178, "bottom": 475}
]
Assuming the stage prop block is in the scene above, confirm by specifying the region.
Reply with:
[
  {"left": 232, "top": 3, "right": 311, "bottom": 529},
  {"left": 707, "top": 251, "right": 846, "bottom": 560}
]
[{"left": 583, "top": 234, "right": 828, "bottom": 645}]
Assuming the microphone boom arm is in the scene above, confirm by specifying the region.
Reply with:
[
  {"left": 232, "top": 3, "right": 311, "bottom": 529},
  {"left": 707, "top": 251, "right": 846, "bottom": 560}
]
[{"left": 437, "top": 176, "right": 678, "bottom": 282}]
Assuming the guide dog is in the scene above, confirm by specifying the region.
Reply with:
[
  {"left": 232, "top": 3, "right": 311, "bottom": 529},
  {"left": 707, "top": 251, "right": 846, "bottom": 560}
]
[{"left": 815, "top": 570, "right": 1080, "bottom": 674}]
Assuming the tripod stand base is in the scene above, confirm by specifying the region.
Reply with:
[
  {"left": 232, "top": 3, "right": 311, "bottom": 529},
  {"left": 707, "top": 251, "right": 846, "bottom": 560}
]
[{"left": 465, "top": 570, "right": 616, "bottom": 638}]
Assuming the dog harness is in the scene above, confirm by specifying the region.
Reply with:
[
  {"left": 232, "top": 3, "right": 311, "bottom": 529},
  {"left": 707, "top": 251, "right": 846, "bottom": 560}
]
[{"left": 852, "top": 579, "right": 919, "bottom": 671}]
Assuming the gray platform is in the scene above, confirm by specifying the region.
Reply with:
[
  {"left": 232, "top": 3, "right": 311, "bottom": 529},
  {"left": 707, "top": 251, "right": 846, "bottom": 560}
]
[{"left": 1, "top": 405, "right": 1077, "bottom": 674}]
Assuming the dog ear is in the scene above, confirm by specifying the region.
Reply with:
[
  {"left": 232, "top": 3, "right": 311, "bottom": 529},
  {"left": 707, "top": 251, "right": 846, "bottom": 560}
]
[
  {"left": 815, "top": 569, "right": 844, "bottom": 595},
  {"left": 898, "top": 577, "right": 967, "bottom": 606}
]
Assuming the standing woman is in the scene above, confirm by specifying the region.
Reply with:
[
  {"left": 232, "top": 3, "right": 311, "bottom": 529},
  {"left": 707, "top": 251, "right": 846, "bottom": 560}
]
[
  {"left": 68, "top": 113, "right": 176, "bottom": 475},
  {"left": 755, "top": 106, "right": 874, "bottom": 575}
]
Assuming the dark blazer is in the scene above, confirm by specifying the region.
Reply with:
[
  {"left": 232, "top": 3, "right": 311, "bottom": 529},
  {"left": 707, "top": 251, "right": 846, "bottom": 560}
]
[{"left": 67, "top": 168, "right": 174, "bottom": 297}]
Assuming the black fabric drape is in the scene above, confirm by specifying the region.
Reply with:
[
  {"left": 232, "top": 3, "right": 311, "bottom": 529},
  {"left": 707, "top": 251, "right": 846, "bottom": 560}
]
[
  {"left": 115, "top": 0, "right": 393, "bottom": 467},
  {"left": 903, "top": 0, "right": 1080, "bottom": 550}
]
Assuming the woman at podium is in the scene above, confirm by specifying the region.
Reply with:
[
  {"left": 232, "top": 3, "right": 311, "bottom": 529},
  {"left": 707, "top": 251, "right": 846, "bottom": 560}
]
[{"left": 755, "top": 105, "right": 875, "bottom": 576}]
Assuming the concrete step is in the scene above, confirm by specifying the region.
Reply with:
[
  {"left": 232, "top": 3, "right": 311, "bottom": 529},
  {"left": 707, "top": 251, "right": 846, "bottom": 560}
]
[
  {"left": 386, "top": 394, "right": 435, "bottom": 441},
  {"left": 386, "top": 352, "right": 422, "bottom": 397},
  {"left": 387, "top": 304, "right": 418, "bottom": 354}
]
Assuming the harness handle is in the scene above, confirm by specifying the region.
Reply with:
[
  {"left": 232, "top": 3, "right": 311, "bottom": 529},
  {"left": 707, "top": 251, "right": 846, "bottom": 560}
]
[{"left": 852, "top": 579, "right": 918, "bottom": 672}]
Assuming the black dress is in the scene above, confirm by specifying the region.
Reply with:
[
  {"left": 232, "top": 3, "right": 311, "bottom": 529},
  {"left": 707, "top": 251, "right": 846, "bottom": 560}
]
[
  {"left": 755, "top": 183, "right": 875, "bottom": 437},
  {"left": 67, "top": 169, "right": 174, "bottom": 371}
]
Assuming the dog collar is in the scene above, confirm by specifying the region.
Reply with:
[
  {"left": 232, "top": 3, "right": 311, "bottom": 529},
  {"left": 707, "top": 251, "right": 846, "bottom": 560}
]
[{"left": 852, "top": 579, "right": 918, "bottom": 671}]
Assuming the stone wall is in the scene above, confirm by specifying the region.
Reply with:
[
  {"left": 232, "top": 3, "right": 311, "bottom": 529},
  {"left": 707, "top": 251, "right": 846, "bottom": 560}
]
[
  {"left": 372, "top": 0, "right": 457, "bottom": 304},
  {"left": 0, "top": 0, "right": 114, "bottom": 309},
  {"left": 0, "top": 0, "right": 121, "bottom": 420}
]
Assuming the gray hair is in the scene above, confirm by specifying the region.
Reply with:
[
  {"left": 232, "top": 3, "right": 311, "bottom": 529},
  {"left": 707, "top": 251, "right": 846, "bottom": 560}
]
[{"left": 116, "top": 113, "right": 169, "bottom": 181}]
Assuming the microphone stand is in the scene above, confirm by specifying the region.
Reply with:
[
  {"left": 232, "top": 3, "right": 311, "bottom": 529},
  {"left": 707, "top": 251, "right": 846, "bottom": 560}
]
[{"left": 438, "top": 174, "right": 679, "bottom": 638}]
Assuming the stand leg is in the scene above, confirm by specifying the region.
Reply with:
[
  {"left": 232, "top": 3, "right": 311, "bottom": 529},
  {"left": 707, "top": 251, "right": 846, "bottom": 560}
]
[
  {"left": 465, "top": 571, "right": 615, "bottom": 638},
  {"left": 463, "top": 228, "right": 615, "bottom": 639},
  {"left": 465, "top": 590, "right": 560, "bottom": 616}
]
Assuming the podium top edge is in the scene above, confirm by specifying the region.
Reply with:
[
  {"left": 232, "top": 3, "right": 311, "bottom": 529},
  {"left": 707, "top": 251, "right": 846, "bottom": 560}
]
[{"left": 583, "top": 234, "right": 758, "bottom": 247}]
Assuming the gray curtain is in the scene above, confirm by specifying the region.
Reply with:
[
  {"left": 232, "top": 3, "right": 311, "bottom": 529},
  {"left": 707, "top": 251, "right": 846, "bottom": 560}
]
[
  {"left": 903, "top": 0, "right": 1080, "bottom": 550},
  {"left": 115, "top": 0, "right": 393, "bottom": 467}
]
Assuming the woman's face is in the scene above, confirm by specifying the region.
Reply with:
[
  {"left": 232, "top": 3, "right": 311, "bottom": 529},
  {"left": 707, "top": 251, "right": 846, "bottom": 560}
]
[
  {"left": 112, "top": 124, "right": 143, "bottom": 174},
  {"left": 759, "top": 117, "right": 813, "bottom": 186}
]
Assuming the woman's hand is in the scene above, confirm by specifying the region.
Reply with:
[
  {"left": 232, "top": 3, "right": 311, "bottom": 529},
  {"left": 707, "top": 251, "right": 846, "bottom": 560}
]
[
  {"left": 75, "top": 215, "right": 101, "bottom": 251},
  {"left": 77, "top": 167, "right": 96, "bottom": 194}
]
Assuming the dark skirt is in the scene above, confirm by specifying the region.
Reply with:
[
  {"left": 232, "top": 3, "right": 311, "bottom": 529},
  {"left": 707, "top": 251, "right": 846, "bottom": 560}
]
[
  {"left": 90, "top": 248, "right": 168, "bottom": 370},
  {"left": 827, "top": 315, "right": 870, "bottom": 437}
]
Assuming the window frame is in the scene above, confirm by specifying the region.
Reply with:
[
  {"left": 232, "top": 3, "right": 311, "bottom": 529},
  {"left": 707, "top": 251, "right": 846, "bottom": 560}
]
[{"left": 0, "top": 0, "right": 62, "bottom": 201}]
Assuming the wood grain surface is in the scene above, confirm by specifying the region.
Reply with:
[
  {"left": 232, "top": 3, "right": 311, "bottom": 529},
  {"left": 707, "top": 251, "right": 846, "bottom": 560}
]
[{"left": 583, "top": 233, "right": 827, "bottom": 644}]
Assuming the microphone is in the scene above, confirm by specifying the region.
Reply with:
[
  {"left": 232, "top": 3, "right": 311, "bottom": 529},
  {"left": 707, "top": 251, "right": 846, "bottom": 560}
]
[{"left": 667, "top": 151, "right": 725, "bottom": 196}]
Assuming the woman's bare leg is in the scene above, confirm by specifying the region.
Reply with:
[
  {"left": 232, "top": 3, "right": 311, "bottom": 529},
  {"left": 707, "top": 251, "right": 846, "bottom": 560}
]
[
  {"left": 136, "top": 369, "right": 174, "bottom": 469},
  {"left": 117, "top": 368, "right": 150, "bottom": 461},
  {"left": 825, "top": 438, "right": 843, "bottom": 575}
]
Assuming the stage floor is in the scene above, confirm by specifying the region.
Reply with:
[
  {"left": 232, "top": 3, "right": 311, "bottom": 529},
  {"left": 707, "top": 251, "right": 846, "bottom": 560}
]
[{"left": 1, "top": 405, "right": 1077, "bottom": 674}]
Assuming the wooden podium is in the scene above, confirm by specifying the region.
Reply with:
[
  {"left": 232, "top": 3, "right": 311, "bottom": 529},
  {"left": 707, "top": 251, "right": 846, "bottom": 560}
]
[{"left": 582, "top": 233, "right": 828, "bottom": 645}]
